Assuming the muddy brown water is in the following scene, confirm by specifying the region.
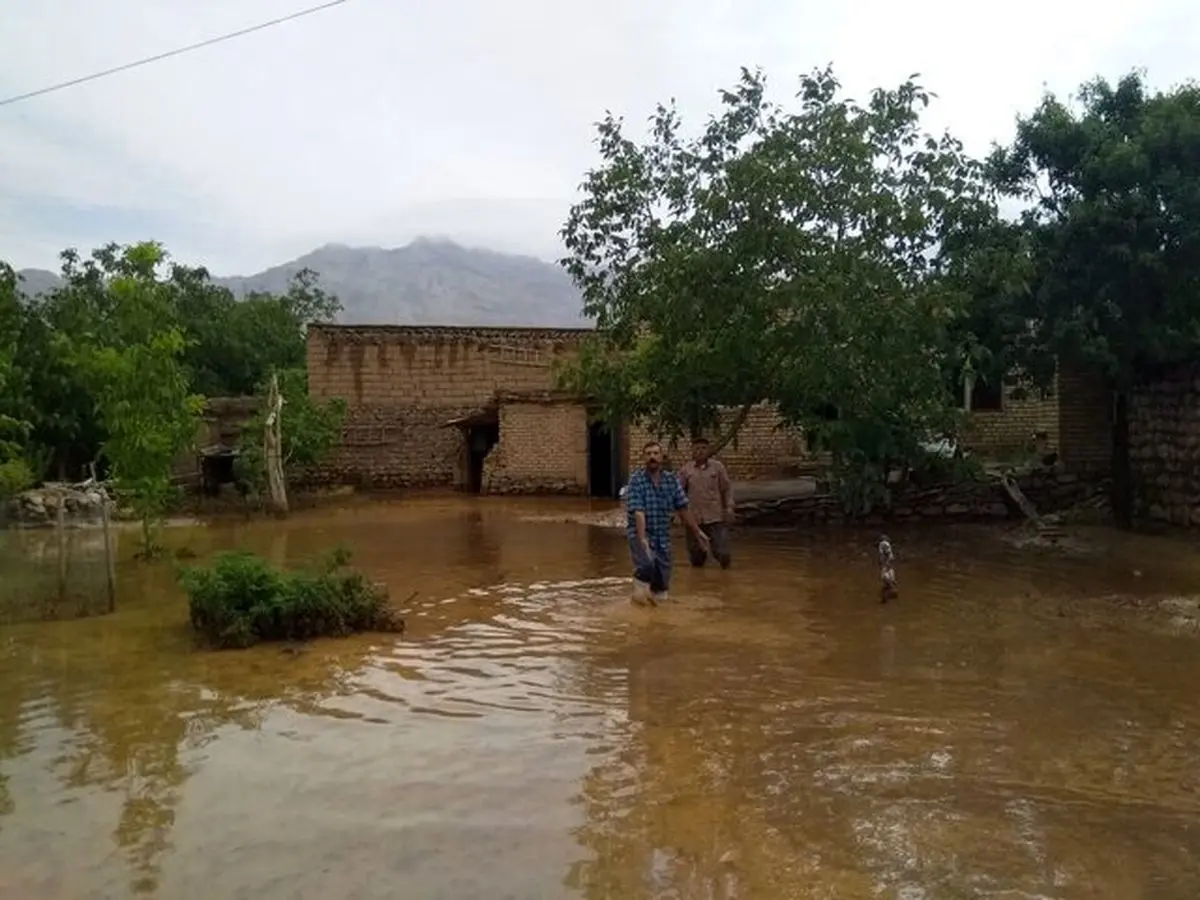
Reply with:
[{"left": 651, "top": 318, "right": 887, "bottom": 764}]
[{"left": 2, "top": 496, "right": 1200, "bottom": 899}]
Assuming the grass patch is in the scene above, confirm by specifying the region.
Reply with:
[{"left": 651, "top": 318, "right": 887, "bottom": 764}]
[{"left": 179, "top": 546, "right": 404, "bottom": 649}]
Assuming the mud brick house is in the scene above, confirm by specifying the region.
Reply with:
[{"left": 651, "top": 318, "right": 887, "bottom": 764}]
[
  {"left": 307, "top": 325, "right": 612, "bottom": 494},
  {"left": 307, "top": 324, "right": 1112, "bottom": 494}
]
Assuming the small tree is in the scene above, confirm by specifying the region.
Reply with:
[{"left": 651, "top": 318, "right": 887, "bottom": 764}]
[
  {"left": 90, "top": 329, "right": 203, "bottom": 555},
  {"left": 79, "top": 243, "right": 203, "bottom": 555},
  {"left": 560, "top": 66, "right": 996, "bottom": 508}
]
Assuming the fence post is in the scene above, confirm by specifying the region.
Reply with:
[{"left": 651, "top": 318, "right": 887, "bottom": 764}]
[
  {"left": 55, "top": 502, "right": 67, "bottom": 606},
  {"left": 101, "top": 495, "right": 117, "bottom": 613}
]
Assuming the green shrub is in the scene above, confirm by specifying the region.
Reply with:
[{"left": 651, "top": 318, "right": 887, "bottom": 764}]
[
  {"left": 179, "top": 548, "right": 404, "bottom": 649},
  {"left": 0, "top": 458, "right": 32, "bottom": 498}
]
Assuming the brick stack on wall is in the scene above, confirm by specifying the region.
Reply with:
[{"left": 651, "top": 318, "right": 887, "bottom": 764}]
[
  {"left": 1130, "top": 363, "right": 1200, "bottom": 526},
  {"left": 306, "top": 325, "right": 591, "bottom": 490}
]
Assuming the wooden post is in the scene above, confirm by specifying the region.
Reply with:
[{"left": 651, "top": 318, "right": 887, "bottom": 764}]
[
  {"left": 101, "top": 493, "right": 117, "bottom": 613},
  {"left": 264, "top": 372, "right": 289, "bottom": 516},
  {"left": 55, "top": 501, "right": 67, "bottom": 606}
]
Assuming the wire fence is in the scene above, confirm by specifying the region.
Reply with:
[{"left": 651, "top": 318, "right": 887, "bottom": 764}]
[{"left": 0, "top": 519, "right": 118, "bottom": 626}]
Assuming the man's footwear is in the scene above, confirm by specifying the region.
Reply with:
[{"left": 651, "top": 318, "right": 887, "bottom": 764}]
[
  {"left": 631, "top": 579, "right": 654, "bottom": 606},
  {"left": 651, "top": 591, "right": 669, "bottom": 604}
]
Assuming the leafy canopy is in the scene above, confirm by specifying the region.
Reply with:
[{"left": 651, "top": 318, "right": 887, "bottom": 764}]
[
  {"left": 989, "top": 71, "right": 1200, "bottom": 386},
  {"left": 0, "top": 241, "right": 341, "bottom": 481},
  {"left": 559, "top": 66, "right": 995, "bottom": 489}
]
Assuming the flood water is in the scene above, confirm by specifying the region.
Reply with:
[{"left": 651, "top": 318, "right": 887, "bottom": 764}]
[{"left": 2, "top": 496, "right": 1200, "bottom": 899}]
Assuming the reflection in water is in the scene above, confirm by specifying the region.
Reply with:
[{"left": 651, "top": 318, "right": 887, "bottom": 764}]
[{"left": 1, "top": 495, "right": 1200, "bottom": 898}]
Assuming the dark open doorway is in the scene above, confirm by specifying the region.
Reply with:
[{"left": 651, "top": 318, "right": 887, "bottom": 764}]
[
  {"left": 466, "top": 421, "right": 500, "bottom": 493},
  {"left": 588, "top": 421, "right": 619, "bottom": 498}
]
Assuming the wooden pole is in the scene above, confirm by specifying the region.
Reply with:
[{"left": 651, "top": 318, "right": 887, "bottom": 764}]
[
  {"left": 264, "top": 372, "right": 289, "bottom": 516},
  {"left": 55, "top": 501, "right": 67, "bottom": 607},
  {"left": 101, "top": 493, "right": 117, "bottom": 613}
]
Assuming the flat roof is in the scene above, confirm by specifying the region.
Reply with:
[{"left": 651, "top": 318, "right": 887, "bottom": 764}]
[{"left": 309, "top": 323, "right": 595, "bottom": 335}]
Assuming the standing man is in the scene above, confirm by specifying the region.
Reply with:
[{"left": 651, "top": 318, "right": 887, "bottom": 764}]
[
  {"left": 678, "top": 437, "right": 734, "bottom": 569},
  {"left": 625, "top": 440, "right": 711, "bottom": 605}
]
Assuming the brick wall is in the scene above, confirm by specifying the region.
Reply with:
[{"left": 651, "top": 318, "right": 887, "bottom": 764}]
[
  {"left": 961, "top": 376, "right": 1061, "bottom": 457},
  {"left": 1057, "top": 364, "right": 1112, "bottom": 473},
  {"left": 626, "top": 404, "right": 805, "bottom": 481},
  {"left": 483, "top": 402, "right": 589, "bottom": 494}
]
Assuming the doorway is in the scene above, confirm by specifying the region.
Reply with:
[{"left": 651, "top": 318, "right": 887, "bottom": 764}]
[
  {"left": 466, "top": 421, "right": 500, "bottom": 493},
  {"left": 587, "top": 421, "right": 619, "bottom": 498}
]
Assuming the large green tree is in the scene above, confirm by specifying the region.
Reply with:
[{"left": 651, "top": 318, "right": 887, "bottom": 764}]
[
  {"left": 990, "top": 71, "right": 1200, "bottom": 526},
  {"left": 560, "top": 66, "right": 996, "bottom": 506},
  {"left": 177, "top": 267, "right": 341, "bottom": 397}
]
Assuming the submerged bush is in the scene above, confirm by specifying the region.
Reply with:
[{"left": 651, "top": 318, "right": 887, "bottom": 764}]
[{"left": 179, "top": 547, "right": 404, "bottom": 649}]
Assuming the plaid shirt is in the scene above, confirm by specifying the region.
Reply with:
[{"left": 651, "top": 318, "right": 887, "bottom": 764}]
[{"left": 625, "top": 467, "right": 688, "bottom": 554}]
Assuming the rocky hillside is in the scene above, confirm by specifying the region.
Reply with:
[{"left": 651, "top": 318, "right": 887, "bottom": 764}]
[{"left": 16, "top": 238, "right": 587, "bottom": 327}]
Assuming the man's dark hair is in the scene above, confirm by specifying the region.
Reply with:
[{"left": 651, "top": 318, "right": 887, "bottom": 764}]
[
  {"left": 692, "top": 437, "right": 710, "bottom": 446},
  {"left": 643, "top": 440, "right": 661, "bottom": 451}
]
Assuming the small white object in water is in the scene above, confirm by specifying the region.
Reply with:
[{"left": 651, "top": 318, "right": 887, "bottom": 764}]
[{"left": 878, "top": 534, "right": 897, "bottom": 598}]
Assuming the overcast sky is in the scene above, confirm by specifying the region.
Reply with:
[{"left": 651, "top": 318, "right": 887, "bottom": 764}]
[{"left": 1, "top": 0, "right": 1195, "bottom": 275}]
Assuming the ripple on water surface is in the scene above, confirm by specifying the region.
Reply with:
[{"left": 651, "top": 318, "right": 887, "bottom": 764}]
[{"left": 1, "top": 511, "right": 1200, "bottom": 899}]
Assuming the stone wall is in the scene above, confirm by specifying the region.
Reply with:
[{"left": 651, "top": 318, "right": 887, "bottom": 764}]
[
  {"left": 738, "top": 468, "right": 1105, "bottom": 527},
  {"left": 307, "top": 325, "right": 590, "bottom": 488},
  {"left": 1130, "top": 363, "right": 1200, "bottom": 526},
  {"left": 483, "top": 401, "right": 589, "bottom": 494}
]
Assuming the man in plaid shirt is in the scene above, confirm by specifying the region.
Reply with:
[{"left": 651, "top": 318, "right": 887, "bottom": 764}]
[{"left": 624, "top": 440, "right": 711, "bottom": 605}]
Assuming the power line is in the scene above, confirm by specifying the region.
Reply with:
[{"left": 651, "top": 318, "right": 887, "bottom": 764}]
[{"left": 0, "top": 0, "right": 350, "bottom": 109}]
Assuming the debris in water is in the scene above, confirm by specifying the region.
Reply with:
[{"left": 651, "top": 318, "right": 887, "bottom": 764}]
[{"left": 878, "top": 534, "right": 897, "bottom": 603}]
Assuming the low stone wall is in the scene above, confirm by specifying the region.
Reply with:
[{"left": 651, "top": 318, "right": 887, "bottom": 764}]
[
  {"left": 1130, "top": 364, "right": 1200, "bottom": 526},
  {"left": 736, "top": 469, "right": 1106, "bottom": 527},
  {"left": 4, "top": 484, "right": 115, "bottom": 528}
]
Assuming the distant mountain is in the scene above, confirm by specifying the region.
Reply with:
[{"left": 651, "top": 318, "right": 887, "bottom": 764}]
[
  {"left": 13, "top": 268, "right": 62, "bottom": 300},
  {"left": 16, "top": 238, "right": 589, "bottom": 327}
]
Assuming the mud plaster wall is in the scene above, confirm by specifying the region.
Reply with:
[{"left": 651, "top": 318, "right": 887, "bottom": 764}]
[
  {"left": 483, "top": 403, "right": 589, "bottom": 494},
  {"left": 306, "top": 326, "right": 590, "bottom": 487},
  {"left": 1130, "top": 363, "right": 1200, "bottom": 526}
]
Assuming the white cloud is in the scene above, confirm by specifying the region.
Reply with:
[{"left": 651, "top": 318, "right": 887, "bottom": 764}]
[{"left": 1, "top": 0, "right": 1195, "bottom": 274}]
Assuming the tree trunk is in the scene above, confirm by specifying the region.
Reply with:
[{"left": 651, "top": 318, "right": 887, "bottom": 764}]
[
  {"left": 1111, "top": 389, "right": 1133, "bottom": 530},
  {"left": 709, "top": 402, "right": 755, "bottom": 455},
  {"left": 264, "top": 372, "right": 289, "bottom": 516}
]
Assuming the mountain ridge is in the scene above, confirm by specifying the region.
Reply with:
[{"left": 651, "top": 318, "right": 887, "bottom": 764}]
[{"left": 14, "top": 238, "right": 588, "bottom": 328}]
